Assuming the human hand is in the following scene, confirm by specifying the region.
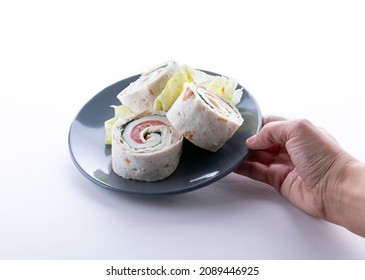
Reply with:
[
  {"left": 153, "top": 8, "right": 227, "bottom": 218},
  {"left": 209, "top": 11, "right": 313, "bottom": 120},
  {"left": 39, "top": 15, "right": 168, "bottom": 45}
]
[{"left": 235, "top": 116, "right": 357, "bottom": 222}]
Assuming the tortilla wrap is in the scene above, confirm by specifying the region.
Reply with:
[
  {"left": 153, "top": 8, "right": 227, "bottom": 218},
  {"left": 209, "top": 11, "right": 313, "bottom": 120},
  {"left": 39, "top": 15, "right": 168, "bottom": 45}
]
[
  {"left": 112, "top": 111, "right": 183, "bottom": 181},
  {"left": 166, "top": 83, "right": 243, "bottom": 152},
  {"left": 117, "top": 61, "right": 179, "bottom": 112}
]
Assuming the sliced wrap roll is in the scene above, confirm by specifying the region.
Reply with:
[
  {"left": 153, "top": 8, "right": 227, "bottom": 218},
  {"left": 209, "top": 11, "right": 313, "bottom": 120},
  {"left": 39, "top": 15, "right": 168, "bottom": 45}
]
[
  {"left": 166, "top": 83, "right": 244, "bottom": 152},
  {"left": 112, "top": 111, "right": 183, "bottom": 181},
  {"left": 117, "top": 61, "right": 179, "bottom": 112}
]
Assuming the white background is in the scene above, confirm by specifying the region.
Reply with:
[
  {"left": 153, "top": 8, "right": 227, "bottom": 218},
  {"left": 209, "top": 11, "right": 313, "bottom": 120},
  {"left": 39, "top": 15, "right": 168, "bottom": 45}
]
[{"left": 1, "top": 0, "right": 365, "bottom": 259}]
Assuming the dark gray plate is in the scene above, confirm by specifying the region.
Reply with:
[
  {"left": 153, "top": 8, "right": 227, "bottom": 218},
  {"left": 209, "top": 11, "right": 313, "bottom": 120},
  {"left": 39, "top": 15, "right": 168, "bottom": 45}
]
[{"left": 68, "top": 71, "right": 262, "bottom": 195}]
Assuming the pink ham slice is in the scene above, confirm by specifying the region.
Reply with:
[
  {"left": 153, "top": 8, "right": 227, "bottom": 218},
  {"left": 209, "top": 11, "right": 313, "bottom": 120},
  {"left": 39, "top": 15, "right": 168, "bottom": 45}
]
[{"left": 130, "top": 121, "right": 166, "bottom": 144}]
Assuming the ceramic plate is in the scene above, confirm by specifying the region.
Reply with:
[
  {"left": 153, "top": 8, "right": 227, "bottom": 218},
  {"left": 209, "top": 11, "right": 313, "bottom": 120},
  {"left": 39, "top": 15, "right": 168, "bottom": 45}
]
[{"left": 68, "top": 71, "right": 262, "bottom": 195}]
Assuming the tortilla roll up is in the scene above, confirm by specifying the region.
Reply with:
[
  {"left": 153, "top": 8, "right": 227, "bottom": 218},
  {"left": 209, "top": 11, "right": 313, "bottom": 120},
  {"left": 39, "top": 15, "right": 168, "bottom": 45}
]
[
  {"left": 117, "top": 61, "right": 179, "bottom": 112},
  {"left": 166, "top": 83, "right": 243, "bottom": 152},
  {"left": 112, "top": 111, "right": 183, "bottom": 181}
]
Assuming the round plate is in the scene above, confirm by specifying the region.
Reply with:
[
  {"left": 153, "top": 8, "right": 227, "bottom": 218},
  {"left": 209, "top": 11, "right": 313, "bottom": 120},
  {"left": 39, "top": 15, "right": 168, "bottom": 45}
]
[{"left": 68, "top": 71, "right": 262, "bottom": 196}]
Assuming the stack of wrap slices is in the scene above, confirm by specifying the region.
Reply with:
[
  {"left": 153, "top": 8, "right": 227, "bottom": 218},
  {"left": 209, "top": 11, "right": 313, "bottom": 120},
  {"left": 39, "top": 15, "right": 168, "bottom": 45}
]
[{"left": 104, "top": 61, "right": 244, "bottom": 182}]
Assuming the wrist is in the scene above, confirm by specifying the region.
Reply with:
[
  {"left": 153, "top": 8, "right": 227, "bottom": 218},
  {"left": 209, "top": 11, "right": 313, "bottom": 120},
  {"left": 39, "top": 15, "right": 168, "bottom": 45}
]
[{"left": 325, "top": 159, "right": 365, "bottom": 237}]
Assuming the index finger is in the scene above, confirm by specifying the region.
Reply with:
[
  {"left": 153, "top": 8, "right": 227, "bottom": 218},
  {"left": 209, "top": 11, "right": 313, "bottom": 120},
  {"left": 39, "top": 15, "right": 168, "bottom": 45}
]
[{"left": 263, "top": 115, "right": 286, "bottom": 125}]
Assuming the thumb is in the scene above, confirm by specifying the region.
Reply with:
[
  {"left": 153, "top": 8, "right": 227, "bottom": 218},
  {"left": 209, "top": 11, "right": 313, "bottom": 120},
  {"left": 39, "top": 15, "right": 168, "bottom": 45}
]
[{"left": 246, "top": 120, "right": 292, "bottom": 150}]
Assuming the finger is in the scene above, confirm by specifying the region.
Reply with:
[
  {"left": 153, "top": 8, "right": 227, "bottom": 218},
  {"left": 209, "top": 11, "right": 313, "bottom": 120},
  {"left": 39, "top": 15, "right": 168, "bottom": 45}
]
[
  {"left": 245, "top": 150, "right": 276, "bottom": 166},
  {"left": 245, "top": 149, "right": 291, "bottom": 166},
  {"left": 263, "top": 115, "right": 286, "bottom": 125},
  {"left": 246, "top": 120, "right": 293, "bottom": 150},
  {"left": 236, "top": 161, "right": 291, "bottom": 191},
  {"left": 247, "top": 119, "right": 319, "bottom": 151},
  {"left": 244, "top": 116, "right": 286, "bottom": 150},
  {"left": 235, "top": 160, "right": 270, "bottom": 184}
]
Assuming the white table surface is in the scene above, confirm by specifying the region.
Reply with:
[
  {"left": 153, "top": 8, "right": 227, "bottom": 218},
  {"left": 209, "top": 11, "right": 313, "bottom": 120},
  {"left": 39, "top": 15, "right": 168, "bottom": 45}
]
[{"left": 1, "top": 0, "right": 365, "bottom": 260}]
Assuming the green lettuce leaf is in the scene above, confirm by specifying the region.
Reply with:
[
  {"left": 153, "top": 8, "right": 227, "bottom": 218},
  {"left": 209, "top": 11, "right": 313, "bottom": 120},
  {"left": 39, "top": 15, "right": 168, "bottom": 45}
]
[
  {"left": 153, "top": 65, "right": 243, "bottom": 111},
  {"left": 187, "top": 66, "right": 243, "bottom": 105},
  {"left": 153, "top": 71, "right": 191, "bottom": 111},
  {"left": 104, "top": 105, "right": 133, "bottom": 145}
]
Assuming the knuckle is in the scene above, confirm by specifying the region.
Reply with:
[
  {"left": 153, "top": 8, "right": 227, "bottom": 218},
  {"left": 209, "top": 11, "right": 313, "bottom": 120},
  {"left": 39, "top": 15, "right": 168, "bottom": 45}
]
[
  {"left": 263, "top": 121, "right": 277, "bottom": 130},
  {"left": 293, "top": 118, "right": 314, "bottom": 131}
]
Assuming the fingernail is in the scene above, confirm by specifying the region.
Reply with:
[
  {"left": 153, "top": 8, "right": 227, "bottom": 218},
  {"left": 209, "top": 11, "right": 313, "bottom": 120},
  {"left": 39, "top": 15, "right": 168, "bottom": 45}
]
[{"left": 246, "top": 135, "right": 256, "bottom": 144}]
